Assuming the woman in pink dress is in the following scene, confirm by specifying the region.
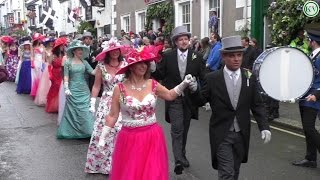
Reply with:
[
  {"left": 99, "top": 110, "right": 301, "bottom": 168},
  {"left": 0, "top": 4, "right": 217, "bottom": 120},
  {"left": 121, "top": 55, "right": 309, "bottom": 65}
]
[
  {"left": 30, "top": 33, "right": 45, "bottom": 97},
  {"left": 34, "top": 37, "right": 55, "bottom": 106},
  {"left": 85, "top": 41, "right": 126, "bottom": 174},
  {"left": 98, "top": 48, "right": 194, "bottom": 180}
]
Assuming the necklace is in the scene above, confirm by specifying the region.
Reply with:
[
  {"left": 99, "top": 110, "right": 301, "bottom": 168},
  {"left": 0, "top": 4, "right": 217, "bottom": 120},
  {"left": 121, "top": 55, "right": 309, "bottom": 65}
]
[
  {"left": 131, "top": 82, "right": 147, "bottom": 91},
  {"left": 108, "top": 61, "right": 120, "bottom": 68}
]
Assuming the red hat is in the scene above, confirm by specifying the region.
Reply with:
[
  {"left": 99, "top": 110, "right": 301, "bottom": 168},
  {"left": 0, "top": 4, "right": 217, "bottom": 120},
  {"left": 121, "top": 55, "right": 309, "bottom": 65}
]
[
  {"left": 32, "top": 33, "right": 45, "bottom": 42},
  {"left": 52, "top": 37, "right": 68, "bottom": 52},
  {"left": 116, "top": 47, "right": 160, "bottom": 75},
  {"left": 95, "top": 41, "right": 124, "bottom": 61},
  {"left": 1, "top": 36, "right": 14, "bottom": 44}
]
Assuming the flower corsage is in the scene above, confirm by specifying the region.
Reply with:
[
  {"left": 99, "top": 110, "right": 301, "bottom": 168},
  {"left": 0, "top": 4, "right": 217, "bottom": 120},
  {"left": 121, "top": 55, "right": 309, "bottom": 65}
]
[
  {"left": 245, "top": 70, "right": 252, "bottom": 87},
  {"left": 192, "top": 53, "right": 197, "bottom": 61}
]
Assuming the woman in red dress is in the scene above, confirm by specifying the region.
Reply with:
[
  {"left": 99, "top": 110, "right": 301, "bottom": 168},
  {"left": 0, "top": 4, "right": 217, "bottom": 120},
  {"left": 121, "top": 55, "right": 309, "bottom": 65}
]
[{"left": 45, "top": 38, "right": 67, "bottom": 113}]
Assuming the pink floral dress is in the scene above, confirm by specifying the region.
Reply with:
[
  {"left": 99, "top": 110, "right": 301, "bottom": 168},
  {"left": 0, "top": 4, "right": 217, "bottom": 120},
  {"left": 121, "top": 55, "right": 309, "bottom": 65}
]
[{"left": 85, "top": 61, "right": 126, "bottom": 174}]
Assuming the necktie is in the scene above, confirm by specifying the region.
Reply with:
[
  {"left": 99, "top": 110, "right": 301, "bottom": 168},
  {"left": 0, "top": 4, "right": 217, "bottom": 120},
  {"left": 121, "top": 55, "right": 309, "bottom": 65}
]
[
  {"left": 231, "top": 72, "right": 237, "bottom": 86},
  {"left": 181, "top": 53, "right": 186, "bottom": 62}
]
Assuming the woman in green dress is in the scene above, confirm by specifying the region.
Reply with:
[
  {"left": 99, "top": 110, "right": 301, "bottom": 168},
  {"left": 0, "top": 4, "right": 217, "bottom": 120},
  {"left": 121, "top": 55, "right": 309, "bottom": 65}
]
[{"left": 57, "top": 40, "right": 95, "bottom": 139}]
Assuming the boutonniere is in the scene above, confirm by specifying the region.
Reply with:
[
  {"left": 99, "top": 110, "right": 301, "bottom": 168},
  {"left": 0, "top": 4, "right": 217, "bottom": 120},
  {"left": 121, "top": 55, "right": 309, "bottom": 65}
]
[
  {"left": 192, "top": 53, "right": 197, "bottom": 61},
  {"left": 245, "top": 70, "right": 252, "bottom": 87}
]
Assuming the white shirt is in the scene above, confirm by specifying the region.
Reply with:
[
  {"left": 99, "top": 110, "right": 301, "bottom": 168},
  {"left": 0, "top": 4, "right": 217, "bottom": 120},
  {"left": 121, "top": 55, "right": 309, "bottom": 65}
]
[
  {"left": 177, "top": 49, "right": 188, "bottom": 62},
  {"left": 224, "top": 66, "right": 241, "bottom": 81},
  {"left": 310, "top": 47, "right": 320, "bottom": 59}
]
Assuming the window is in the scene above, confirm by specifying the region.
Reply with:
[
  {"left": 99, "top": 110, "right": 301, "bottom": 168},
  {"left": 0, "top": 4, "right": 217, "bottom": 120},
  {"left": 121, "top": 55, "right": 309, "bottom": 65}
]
[
  {"left": 135, "top": 10, "right": 146, "bottom": 33},
  {"left": 182, "top": 3, "right": 190, "bottom": 32},
  {"left": 39, "top": 5, "right": 42, "bottom": 22},
  {"left": 17, "top": 12, "right": 21, "bottom": 23},
  {"left": 121, "top": 15, "right": 130, "bottom": 33},
  {"left": 140, "top": 12, "right": 145, "bottom": 32},
  {"left": 209, "top": 0, "right": 220, "bottom": 18}
]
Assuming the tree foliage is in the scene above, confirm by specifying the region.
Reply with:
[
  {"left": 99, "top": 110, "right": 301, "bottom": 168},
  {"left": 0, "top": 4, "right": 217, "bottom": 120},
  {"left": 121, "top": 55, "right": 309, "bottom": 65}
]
[
  {"left": 146, "top": 1, "right": 174, "bottom": 37},
  {"left": 266, "top": 0, "right": 320, "bottom": 46},
  {"left": 77, "top": 21, "right": 96, "bottom": 37}
]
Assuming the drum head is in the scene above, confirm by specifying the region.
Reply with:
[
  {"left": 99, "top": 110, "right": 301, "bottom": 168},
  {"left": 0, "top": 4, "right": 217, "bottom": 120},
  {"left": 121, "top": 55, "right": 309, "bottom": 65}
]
[{"left": 257, "top": 47, "right": 313, "bottom": 101}]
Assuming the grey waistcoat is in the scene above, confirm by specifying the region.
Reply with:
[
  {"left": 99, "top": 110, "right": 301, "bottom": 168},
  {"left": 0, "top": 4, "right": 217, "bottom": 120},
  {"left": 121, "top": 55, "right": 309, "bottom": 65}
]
[
  {"left": 223, "top": 70, "right": 241, "bottom": 132},
  {"left": 177, "top": 53, "right": 187, "bottom": 80}
]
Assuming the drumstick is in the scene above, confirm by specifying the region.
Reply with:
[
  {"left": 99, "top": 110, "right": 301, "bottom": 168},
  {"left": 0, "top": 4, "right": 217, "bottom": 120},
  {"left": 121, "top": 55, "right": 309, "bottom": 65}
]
[{"left": 287, "top": 98, "right": 307, "bottom": 103}]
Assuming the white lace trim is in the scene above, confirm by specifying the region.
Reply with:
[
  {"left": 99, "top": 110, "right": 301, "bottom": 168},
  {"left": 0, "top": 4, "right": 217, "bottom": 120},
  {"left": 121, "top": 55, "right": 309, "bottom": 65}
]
[{"left": 121, "top": 117, "right": 157, "bottom": 128}]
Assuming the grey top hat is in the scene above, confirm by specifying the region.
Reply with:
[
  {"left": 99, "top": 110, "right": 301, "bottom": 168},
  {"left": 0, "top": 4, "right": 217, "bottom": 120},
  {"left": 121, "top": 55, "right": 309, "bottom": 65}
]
[
  {"left": 171, "top": 26, "right": 191, "bottom": 42},
  {"left": 75, "top": 34, "right": 83, "bottom": 40},
  {"left": 220, "top": 35, "right": 245, "bottom": 53},
  {"left": 83, "top": 31, "right": 93, "bottom": 39},
  {"left": 59, "top": 31, "right": 67, "bottom": 37}
]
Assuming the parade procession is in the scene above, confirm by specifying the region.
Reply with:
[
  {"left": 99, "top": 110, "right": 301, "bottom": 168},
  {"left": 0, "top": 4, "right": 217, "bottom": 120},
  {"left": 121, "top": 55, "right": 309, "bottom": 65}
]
[{"left": 1, "top": 0, "right": 320, "bottom": 180}]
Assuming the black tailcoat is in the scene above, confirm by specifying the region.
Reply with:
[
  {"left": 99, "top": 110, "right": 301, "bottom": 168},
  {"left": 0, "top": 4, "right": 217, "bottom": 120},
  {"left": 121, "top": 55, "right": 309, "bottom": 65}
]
[
  {"left": 190, "top": 68, "right": 270, "bottom": 169},
  {"left": 152, "top": 48, "right": 206, "bottom": 122}
]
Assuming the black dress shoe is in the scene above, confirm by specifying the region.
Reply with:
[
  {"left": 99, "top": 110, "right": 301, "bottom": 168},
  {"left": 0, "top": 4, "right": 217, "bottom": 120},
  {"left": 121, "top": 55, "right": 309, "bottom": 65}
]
[
  {"left": 292, "top": 159, "right": 317, "bottom": 168},
  {"left": 174, "top": 163, "right": 184, "bottom": 175},
  {"left": 181, "top": 158, "right": 190, "bottom": 167}
]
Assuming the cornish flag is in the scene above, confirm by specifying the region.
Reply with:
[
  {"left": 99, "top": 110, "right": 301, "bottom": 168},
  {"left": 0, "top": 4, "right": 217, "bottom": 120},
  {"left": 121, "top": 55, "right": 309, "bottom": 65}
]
[
  {"left": 68, "top": 8, "right": 76, "bottom": 23},
  {"left": 39, "top": 7, "right": 58, "bottom": 26}
]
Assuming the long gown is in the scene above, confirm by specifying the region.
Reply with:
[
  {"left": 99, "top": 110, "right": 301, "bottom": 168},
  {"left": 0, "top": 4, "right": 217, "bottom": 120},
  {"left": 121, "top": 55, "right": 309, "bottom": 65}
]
[
  {"left": 85, "top": 61, "right": 126, "bottom": 174},
  {"left": 46, "top": 57, "right": 63, "bottom": 113},
  {"left": 56, "top": 59, "right": 94, "bottom": 139},
  {"left": 30, "top": 47, "right": 44, "bottom": 97},
  {"left": 34, "top": 62, "right": 51, "bottom": 106},
  {"left": 5, "top": 50, "right": 19, "bottom": 82},
  {"left": 110, "top": 80, "right": 168, "bottom": 180},
  {"left": 16, "top": 51, "right": 32, "bottom": 94}
]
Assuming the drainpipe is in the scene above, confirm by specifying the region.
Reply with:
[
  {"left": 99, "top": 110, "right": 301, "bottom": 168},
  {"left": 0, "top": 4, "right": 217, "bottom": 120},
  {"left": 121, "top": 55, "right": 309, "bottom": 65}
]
[{"left": 251, "top": 0, "right": 264, "bottom": 47}]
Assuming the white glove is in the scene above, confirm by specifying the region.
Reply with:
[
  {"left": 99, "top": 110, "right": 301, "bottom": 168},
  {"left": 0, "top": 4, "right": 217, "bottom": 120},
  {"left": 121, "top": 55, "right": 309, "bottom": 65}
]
[
  {"left": 261, "top": 130, "right": 271, "bottom": 144},
  {"left": 89, "top": 97, "right": 96, "bottom": 113},
  {"left": 64, "top": 82, "right": 72, "bottom": 96},
  {"left": 98, "top": 126, "right": 112, "bottom": 148},
  {"left": 189, "top": 76, "right": 198, "bottom": 92},
  {"left": 174, "top": 74, "right": 193, "bottom": 96},
  {"left": 150, "top": 61, "right": 156, "bottom": 73}
]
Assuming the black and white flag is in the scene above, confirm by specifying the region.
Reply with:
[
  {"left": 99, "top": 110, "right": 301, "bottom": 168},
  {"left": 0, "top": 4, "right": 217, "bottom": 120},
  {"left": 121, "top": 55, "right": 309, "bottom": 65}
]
[{"left": 39, "top": 7, "right": 58, "bottom": 26}]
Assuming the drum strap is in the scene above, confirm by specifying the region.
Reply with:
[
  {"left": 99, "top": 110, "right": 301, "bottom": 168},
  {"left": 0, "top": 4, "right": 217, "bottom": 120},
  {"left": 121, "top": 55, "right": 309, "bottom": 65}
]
[{"left": 311, "top": 51, "right": 320, "bottom": 63}]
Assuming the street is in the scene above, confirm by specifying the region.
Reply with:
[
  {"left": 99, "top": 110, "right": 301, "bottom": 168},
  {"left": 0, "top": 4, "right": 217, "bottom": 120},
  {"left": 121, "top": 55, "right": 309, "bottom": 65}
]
[{"left": 1, "top": 81, "right": 320, "bottom": 180}]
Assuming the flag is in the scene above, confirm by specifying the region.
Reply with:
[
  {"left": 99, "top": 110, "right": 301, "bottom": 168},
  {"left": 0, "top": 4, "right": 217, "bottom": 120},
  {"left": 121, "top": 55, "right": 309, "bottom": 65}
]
[
  {"left": 68, "top": 8, "right": 76, "bottom": 23},
  {"left": 39, "top": 7, "right": 57, "bottom": 26},
  {"left": 80, "top": 0, "right": 91, "bottom": 7},
  {"left": 92, "top": 0, "right": 105, "bottom": 7}
]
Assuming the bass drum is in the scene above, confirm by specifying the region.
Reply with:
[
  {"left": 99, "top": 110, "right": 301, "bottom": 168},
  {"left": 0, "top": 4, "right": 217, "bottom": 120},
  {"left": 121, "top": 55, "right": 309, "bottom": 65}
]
[{"left": 252, "top": 47, "right": 314, "bottom": 102}]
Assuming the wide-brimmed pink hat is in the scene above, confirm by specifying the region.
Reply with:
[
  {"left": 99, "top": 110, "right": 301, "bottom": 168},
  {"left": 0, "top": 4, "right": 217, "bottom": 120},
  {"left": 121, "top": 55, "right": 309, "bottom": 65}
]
[
  {"left": 32, "top": 33, "right": 45, "bottom": 42},
  {"left": 1, "top": 36, "right": 14, "bottom": 44},
  {"left": 116, "top": 47, "right": 160, "bottom": 75},
  {"left": 95, "top": 41, "right": 124, "bottom": 61}
]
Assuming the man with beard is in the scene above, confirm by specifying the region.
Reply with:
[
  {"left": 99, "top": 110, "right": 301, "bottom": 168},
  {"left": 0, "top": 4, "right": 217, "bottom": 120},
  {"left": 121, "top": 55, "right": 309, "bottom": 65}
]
[{"left": 152, "top": 26, "right": 206, "bottom": 175}]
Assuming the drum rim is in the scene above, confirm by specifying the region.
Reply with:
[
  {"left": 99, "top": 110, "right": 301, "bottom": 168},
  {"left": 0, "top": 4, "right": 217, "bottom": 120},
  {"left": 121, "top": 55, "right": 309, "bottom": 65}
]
[{"left": 253, "top": 46, "right": 315, "bottom": 102}]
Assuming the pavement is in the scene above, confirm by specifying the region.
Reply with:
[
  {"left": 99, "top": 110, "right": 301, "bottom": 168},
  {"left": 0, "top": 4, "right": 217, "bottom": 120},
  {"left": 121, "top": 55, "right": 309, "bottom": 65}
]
[{"left": 1, "top": 81, "right": 320, "bottom": 180}]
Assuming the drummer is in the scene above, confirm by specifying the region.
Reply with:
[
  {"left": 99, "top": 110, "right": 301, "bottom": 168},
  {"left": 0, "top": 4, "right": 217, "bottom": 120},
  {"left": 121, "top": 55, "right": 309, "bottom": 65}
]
[{"left": 292, "top": 27, "right": 320, "bottom": 168}]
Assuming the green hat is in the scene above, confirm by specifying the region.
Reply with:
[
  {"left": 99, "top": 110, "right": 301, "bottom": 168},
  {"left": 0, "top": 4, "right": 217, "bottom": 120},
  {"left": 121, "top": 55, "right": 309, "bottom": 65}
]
[{"left": 66, "top": 40, "right": 89, "bottom": 59}]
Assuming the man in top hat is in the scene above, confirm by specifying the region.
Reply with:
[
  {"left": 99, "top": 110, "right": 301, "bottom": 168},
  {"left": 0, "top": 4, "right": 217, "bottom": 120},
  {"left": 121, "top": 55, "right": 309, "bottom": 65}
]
[
  {"left": 82, "top": 31, "right": 98, "bottom": 93},
  {"left": 152, "top": 26, "right": 206, "bottom": 174},
  {"left": 48, "top": 30, "right": 56, "bottom": 38},
  {"left": 59, "top": 31, "right": 68, "bottom": 38},
  {"left": 189, "top": 35, "right": 271, "bottom": 179},
  {"left": 292, "top": 26, "right": 320, "bottom": 168}
]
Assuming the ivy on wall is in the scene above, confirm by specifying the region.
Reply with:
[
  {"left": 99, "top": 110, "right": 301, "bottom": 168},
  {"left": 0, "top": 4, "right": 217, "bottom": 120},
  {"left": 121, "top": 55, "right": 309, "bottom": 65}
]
[
  {"left": 266, "top": 0, "right": 320, "bottom": 46},
  {"left": 146, "top": 1, "right": 174, "bottom": 37},
  {"left": 77, "top": 21, "right": 97, "bottom": 37}
]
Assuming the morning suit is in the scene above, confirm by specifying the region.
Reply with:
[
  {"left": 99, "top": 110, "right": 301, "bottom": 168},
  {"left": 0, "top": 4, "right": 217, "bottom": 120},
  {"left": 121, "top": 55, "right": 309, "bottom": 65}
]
[
  {"left": 191, "top": 68, "right": 269, "bottom": 179},
  {"left": 152, "top": 48, "right": 206, "bottom": 164}
]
